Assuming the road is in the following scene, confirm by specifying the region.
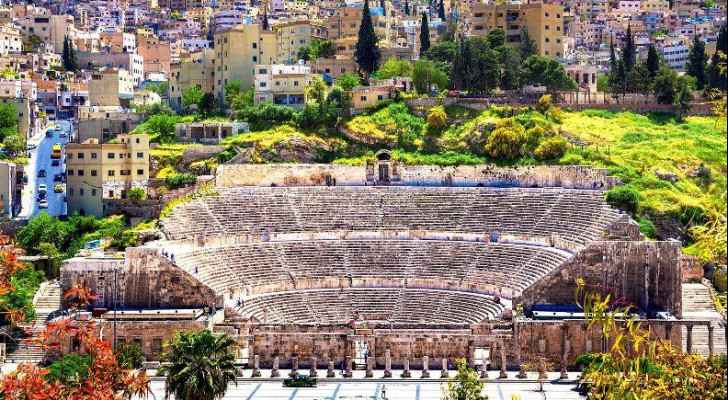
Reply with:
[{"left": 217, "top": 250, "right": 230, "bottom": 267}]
[{"left": 20, "top": 120, "right": 71, "bottom": 219}]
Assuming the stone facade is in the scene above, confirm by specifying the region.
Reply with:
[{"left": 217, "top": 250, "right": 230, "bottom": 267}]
[{"left": 216, "top": 163, "right": 620, "bottom": 190}]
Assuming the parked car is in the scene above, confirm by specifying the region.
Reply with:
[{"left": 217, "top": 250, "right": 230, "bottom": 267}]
[
  {"left": 51, "top": 159, "right": 60, "bottom": 167},
  {"left": 53, "top": 174, "right": 63, "bottom": 182},
  {"left": 27, "top": 144, "right": 37, "bottom": 151},
  {"left": 45, "top": 130, "right": 53, "bottom": 138},
  {"left": 38, "top": 183, "right": 47, "bottom": 193},
  {"left": 38, "top": 169, "right": 46, "bottom": 178},
  {"left": 59, "top": 132, "right": 67, "bottom": 138},
  {"left": 283, "top": 374, "right": 317, "bottom": 388},
  {"left": 38, "top": 199, "right": 48, "bottom": 208},
  {"left": 54, "top": 183, "right": 63, "bottom": 193}
]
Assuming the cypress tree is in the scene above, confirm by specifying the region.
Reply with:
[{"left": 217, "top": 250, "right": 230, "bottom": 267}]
[
  {"left": 404, "top": 0, "right": 410, "bottom": 16},
  {"left": 355, "top": 0, "right": 381, "bottom": 78},
  {"left": 607, "top": 36, "right": 621, "bottom": 94},
  {"left": 621, "top": 25, "right": 636, "bottom": 72},
  {"left": 520, "top": 27, "right": 537, "bottom": 59},
  {"left": 262, "top": 9, "right": 269, "bottom": 30},
  {"left": 717, "top": 24, "right": 727, "bottom": 55},
  {"left": 707, "top": 52, "right": 725, "bottom": 91},
  {"left": 420, "top": 12, "right": 430, "bottom": 56},
  {"left": 438, "top": 0, "right": 446, "bottom": 20},
  {"left": 62, "top": 36, "right": 69, "bottom": 70},
  {"left": 646, "top": 44, "right": 660, "bottom": 79},
  {"left": 686, "top": 34, "right": 708, "bottom": 89}
]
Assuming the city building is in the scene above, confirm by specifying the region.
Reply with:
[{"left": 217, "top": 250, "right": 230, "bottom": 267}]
[{"left": 253, "top": 63, "right": 312, "bottom": 107}]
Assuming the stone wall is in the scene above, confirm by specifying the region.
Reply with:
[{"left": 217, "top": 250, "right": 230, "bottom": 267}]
[
  {"left": 517, "top": 241, "right": 683, "bottom": 316},
  {"left": 61, "top": 249, "right": 221, "bottom": 310},
  {"left": 216, "top": 164, "right": 619, "bottom": 189}
]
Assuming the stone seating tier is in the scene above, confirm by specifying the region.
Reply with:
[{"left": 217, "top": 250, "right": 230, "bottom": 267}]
[
  {"left": 161, "top": 187, "right": 621, "bottom": 246},
  {"left": 172, "top": 240, "right": 570, "bottom": 298},
  {"left": 239, "top": 288, "right": 505, "bottom": 325}
]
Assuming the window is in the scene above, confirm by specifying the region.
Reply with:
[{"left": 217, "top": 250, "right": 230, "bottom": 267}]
[
  {"left": 360, "top": 96, "right": 367, "bottom": 101},
  {"left": 108, "top": 153, "right": 115, "bottom": 159},
  {"left": 136, "top": 152, "right": 144, "bottom": 158},
  {"left": 293, "top": 81, "right": 299, "bottom": 86},
  {"left": 79, "top": 188, "right": 84, "bottom": 196},
  {"left": 108, "top": 190, "right": 114, "bottom": 197},
  {"left": 258, "top": 68, "right": 267, "bottom": 74},
  {"left": 135, "top": 138, "right": 140, "bottom": 144},
  {"left": 545, "top": 25, "right": 550, "bottom": 30},
  {"left": 152, "top": 338, "right": 163, "bottom": 354},
  {"left": 260, "top": 82, "right": 267, "bottom": 88},
  {"left": 78, "top": 169, "right": 84, "bottom": 176},
  {"left": 69, "top": 188, "right": 74, "bottom": 196},
  {"left": 77, "top": 152, "right": 84, "bottom": 159},
  {"left": 137, "top": 169, "right": 144, "bottom": 175},
  {"left": 108, "top": 170, "right": 115, "bottom": 177},
  {"left": 68, "top": 170, "right": 74, "bottom": 176},
  {"left": 252, "top": 42, "right": 257, "bottom": 48},
  {"left": 252, "top": 56, "right": 257, "bottom": 62},
  {"left": 91, "top": 170, "right": 97, "bottom": 176},
  {"left": 91, "top": 152, "right": 97, "bottom": 159},
  {"left": 120, "top": 170, "right": 130, "bottom": 176},
  {"left": 91, "top": 188, "right": 97, "bottom": 196}
]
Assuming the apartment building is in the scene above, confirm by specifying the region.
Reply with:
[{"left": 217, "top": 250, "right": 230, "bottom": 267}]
[
  {"left": 168, "top": 48, "right": 215, "bottom": 112},
  {"left": 66, "top": 134, "right": 150, "bottom": 217},
  {"left": 77, "top": 52, "right": 145, "bottom": 86},
  {"left": 274, "top": 20, "right": 314, "bottom": 64},
  {"left": 0, "top": 161, "right": 21, "bottom": 219},
  {"left": 17, "top": 14, "right": 74, "bottom": 53},
  {"left": 213, "top": 24, "right": 277, "bottom": 99},
  {"left": 138, "top": 40, "right": 172, "bottom": 77},
  {"left": 0, "top": 25, "right": 22, "bottom": 56},
  {"left": 89, "top": 68, "right": 134, "bottom": 107},
  {"left": 253, "top": 63, "right": 312, "bottom": 106},
  {"left": 468, "top": 2, "right": 566, "bottom": 58},
  {"left": 325, "top": 6, "right": 391, "bottom": 42}
]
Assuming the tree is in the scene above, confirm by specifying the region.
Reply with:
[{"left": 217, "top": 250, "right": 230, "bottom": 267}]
[
  {"left": 224, "top": 80, "right": 243, "bottom": 105},
  {"left": 142, "top": 114, "right": 182, "bottom": 143},
  {"left": 375, "top": 58, "right": 413, "bottom": 79},
  {"left": 675, "top": 77, "right": 692, "bottom": 121},
  {"left": 499, "top": 46, "right": 521, "bottom": 91},
  {"left": 62, "top": 36, "right": 78, "bottom": 72},
  {"left": 522, "top": 55, "right": 576, "bottom": 93},
  {"left": 2, "top": 134, "right": 25, "bottom": 156},
  {"left": 708, "top": 51, "right": 727, "bottom": 91},
  {"left": 305, "top": 76, "right": 328, "bottom": 105},
  {"left": 336, "top": 73, "right": 362, "bottom": 91},
  {"left": 535, "top": 136, "right": 569, "bottom": 160},
  {"left": 686, "top": 34, "right": 708, "bottom": 89},
  {"left": 520, "top": 28, "right": 538, "bottom": 60},
  {"left": 438, "top": 0, "right": 445, "bottom": 20},
  {"left": 420, "top": 13, "right": 431, "bottom": 56},
  {"left": 116, "top": 342, "right": 145, "bottom": 369},
  {"left": 621, "top": 25, "right": 636, "bottom": 72},
  {"left": 160, "top": 330, "right": 237, "bottom": 400},
  {"left": 426, "top": 106, "right": 447, "bottom": 130},
  {"left": 412, "top": 59, "right": 448, "bottom": 94},
  {"left": 442, "top": 359, "right": 487, "bottom": 400},
  {"left": 486, "top": 27, "right": 506, "bottom": 49},
  {"left": 485, "top": 120, "right": 526, "bottom": 159},
  {"left": 467, "top": 37, "right": 499, "bottom": 94},
  {"left": 127, "top": 187, "right": 146, "bottom": 202},
  {"left": 646, "top": 44, "right": 660, "bottom": 79},
  {"left": 653, "top": 66, "right": 678, "bottom": 104},
  {"left": 182, "top": 86, "right": 204, "bottom": 113},
  {"left": 607, "top": 36, "right": 621, "bottom": 96},
  {"left": 355, "top": 0, "right": 381, "bottom": 78},
  {"left": 605, "top": 186, "right": 639, "bottom": 214},
  {"left": 424, "top": 40, "right": 457, "bottom": 76}
]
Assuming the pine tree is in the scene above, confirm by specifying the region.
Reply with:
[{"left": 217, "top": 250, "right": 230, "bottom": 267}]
[
  {"left": 717, "top": 24, "right": 727, "bottom": 55},
  {"left": 355, "top": 0, "right": 381, "bottom": 78},
  {"left": 621, "top": 25, "right": 636, "bottom": 72},
  {"left": 419, "top": 12, "right": 430, "bottom": 56},
  {"left": 62, "top": 36, "right": 70, "bottom": 71},
  {"left": 607, "top": 37, "right": 621, "bottom": 95},
  {"left": 686, "top": 34, "right": 708, "bottom": 89},
  {"left": 438, "top": 0, "right": 446, "bottom": 20},
  {"left": 707, "top": 52, "right": 727, "bottom": 91},
  {"left": 520, "top": 27, "right": 537, "bottom": 60},
  {"left": 646, "top": 44, "right": 660, "bottom": 79},
  {"left": 404, "top": 0, "right": 410, "bottom": 15}
]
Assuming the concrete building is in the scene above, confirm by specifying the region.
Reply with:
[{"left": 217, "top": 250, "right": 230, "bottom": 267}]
[
  {"left": 0, "top": 24, "right": 22, "bottom": 56},
  {"left": 213, "top": 24, "right": 277, "bottom": 99},
  {"left": 88, "top": 68, "right": 134, "bottom": 107},
  {"left": 66, "top": 134, "right": 150, "bottom": 217},
  {"left": 77, "top": 52, "right": 145, "bottom": 86},
  {"left": 175, "top": 120, "right": 248, "bottom": 143},
  {"left": 168, "top": 48, "right": 215, "bottom": 112},
  {"left": 254, "top": 64, "right": 312, "bottom": 107},
  {"left": 468, "top": 2, "right": 566, "bottom": 58},
  {"left": 138, "top": 41, "right": 172, "bottom": 77},
  {"left": 273, "top": 20, "right": 314, "bottom": 64},
  {"left": 0, "top": 161, "right": 21, "bottom": 218}
]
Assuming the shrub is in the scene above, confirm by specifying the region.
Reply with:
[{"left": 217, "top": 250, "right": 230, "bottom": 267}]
[
  {"left": 484, "top": 119, "right": 526, "bottom": 160},
  {"left": 605, "top": 186, "right": 640, "bottom": 214},
  {"left": 534, "top": 136, "right": 569, "bottom": 160},
  {"left": 638, "top": 217, "right": 657, "bottom": 238},
  {"left": 127, "top": 187, "right": 146, "bottom": 202},
  {"left": 115, "top": 342, "right": 145, "bottom": 369},
  {"left": 46, "top": 354, "right": 92, "bottom": 385},
  {"left": 536, "top": 94, "right": 553, "bottom": 114},
  {"left": 236, "top": 103, "right": 296, "bottom": 131},
  {"left": 165, "top": 173, "right": 197, "bottom": 189},
  {"left": 714, "top": 268, "right": 727, "bottom": 293},
  {"left": 426, "top": 106, "right": 447, "bottom": 130}
]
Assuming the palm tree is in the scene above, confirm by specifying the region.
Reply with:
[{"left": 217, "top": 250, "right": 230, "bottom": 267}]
[{"left": 159, "top": 330, "right": 237, "bottom": 400}]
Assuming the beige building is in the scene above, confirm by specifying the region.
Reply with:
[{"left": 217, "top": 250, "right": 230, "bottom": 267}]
[
  {"left": 213, "top": 24, "right": 277, "bottom": 100},
  {"left": 0, "top": 161, "right": 20, "bottom": 218},
  {"left": 18, "top": 14, "right": 74, "bottom": 53},
  {"left": 0, "top": 24, "right": 22, "bottom": 55},
  {"left": 254, "top": 64, "right": 312, "bottom": 107},
  {"left": 468, "top": 2, "right": 566, "bottom": 58},
  {"left": 88, "top": 68, "right": 134, "bottom": 107},
  {"left": 66, "top": 134, "right": 150, "bottom": 217},
  {"left": 168, "top": 48, "right": 215, "bottom": 112},
  {"left": 274, "top": 20, "right": 314, "bottom": 64}
]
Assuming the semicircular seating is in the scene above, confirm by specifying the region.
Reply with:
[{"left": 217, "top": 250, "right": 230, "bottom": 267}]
[
  {"left": 171, "top": 239, "right": 571, "bottom": 298},
  {"left": 239, "top": 288, "right": 505, "bottom": 325},
  {"left": 161, "top": 187, "right": 621, "bottom": 247}
]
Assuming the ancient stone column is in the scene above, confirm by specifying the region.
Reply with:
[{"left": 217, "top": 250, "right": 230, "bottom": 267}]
[
  {"left": 401, "top": 357, "right": 411, "bottom": 378},
  {"left": 383, "top": 349, "right": 392, "bottom": 378},
  {"left": 251, "top": 354, "right": 261, "bottom": 377},
  {"left": 686, "top": 324, "right": 694, "bottom": 354},
  {"left": 499, "top": 345, "right": 507, "bottom": 379},
  {"left": 440, "top": 358, "right": 449, "bottom": 378},
  {"left": 271, "top": 356, "right": 280, "bottom": 378},
  {"left": 309, "top": 356, "right": 318, "bottom": 378},
  {"left": 344, "top": 356, "right": 353, "bottom": 378},
  {"left": 708, "top": 324, "right": 715, "bottom": 358},
  {"left": 421, "top": 356, "right": 430, "bottom": 378},
  {"left": 479, "top": 363, "right": 488, "bottom": 379},
  {"left": 560, "top": 325, "right": 569, "bottom": 380},
  {"left": 289, "top": 355, "right": 299, "bottom": 377},
  {"left": 327, "top": 360, "right": 335, "bottom": 378},
  {"left": 366, "top": 356, "right": 374, "bottom": 378},
  {"left": 664, "top": 323, "right": 672, "bottom": 341}
]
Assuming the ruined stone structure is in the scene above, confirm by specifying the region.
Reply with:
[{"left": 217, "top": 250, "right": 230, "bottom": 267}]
[{"left": 61, "top": 164, "right": 717, "bottom": 366}]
